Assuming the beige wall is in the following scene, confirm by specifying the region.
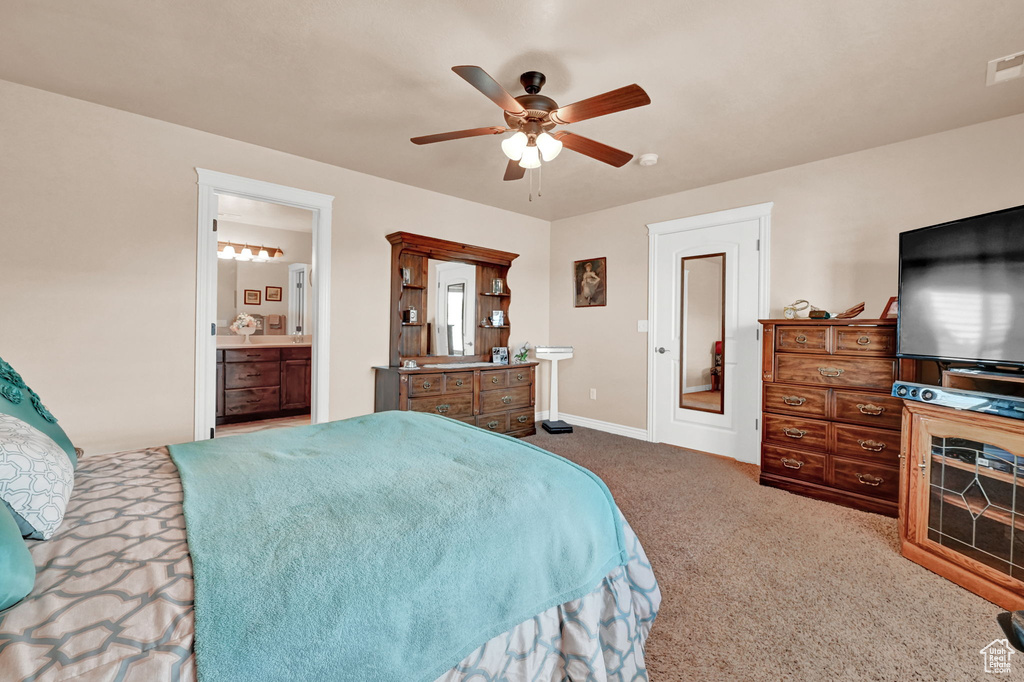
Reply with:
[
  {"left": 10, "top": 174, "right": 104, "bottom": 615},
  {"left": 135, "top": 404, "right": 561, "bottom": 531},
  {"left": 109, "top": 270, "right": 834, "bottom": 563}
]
[
  {"left": 550, "top": 112, "right": 1024, "bottom": 430},
  {"left": 0, "top": 79, "right": 550, "bottom": 454}
]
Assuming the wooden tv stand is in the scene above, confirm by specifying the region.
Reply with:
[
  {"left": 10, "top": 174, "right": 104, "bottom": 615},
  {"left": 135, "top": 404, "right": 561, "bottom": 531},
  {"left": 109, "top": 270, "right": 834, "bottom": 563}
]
[{"left": 900, "top": 398, "right": 1024, "bottom": 610}]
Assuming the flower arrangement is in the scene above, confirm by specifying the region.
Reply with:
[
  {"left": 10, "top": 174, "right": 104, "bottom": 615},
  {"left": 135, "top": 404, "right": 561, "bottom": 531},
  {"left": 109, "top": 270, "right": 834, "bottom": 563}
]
[
  {"left": 230, "top": 313, "right": 258, "bottom": 335},
  {"left": 513, "top": 342, "right": 530, "bottom": 363}
]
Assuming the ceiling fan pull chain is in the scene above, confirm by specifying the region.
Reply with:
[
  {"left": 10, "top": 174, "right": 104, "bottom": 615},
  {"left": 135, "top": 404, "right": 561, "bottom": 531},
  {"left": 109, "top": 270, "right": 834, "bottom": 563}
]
[
  {"left": 538, "top": 164, "right": 542, "bottom": 197},
  {"left": 528, "top": 168, "right": 533, "bottom": 202}
]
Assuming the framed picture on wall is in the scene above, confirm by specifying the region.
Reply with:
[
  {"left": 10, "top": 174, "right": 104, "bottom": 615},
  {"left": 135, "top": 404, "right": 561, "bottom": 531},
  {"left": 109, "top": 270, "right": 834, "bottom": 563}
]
[
  {"left": 881, "top": 296, "right": 898, "bottom": 319},
  {"left": 265, "top": 286, "right": 282, "bottom": 302},
  {"left": 574, "top": 257, "right": 607, "bottom": 307},
  {"left": 244, "top": 289, "right": 261, "bottom": 305}
]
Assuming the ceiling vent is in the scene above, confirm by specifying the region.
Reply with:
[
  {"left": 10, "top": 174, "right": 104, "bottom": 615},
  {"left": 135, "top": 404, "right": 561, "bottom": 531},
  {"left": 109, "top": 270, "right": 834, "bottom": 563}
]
[{"left": 987, "top": 51, "right": 1024, "bottom": 86}]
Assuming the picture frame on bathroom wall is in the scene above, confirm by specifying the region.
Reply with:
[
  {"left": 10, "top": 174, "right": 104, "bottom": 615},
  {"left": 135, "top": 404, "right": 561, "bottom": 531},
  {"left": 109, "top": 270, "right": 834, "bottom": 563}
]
[
  {"left": 265, "top": 286, "right": 282, "bottom": 302},
  {"left": 244, "top": 289, "right": 261, "bottom": 305},
  {"left": 574, "top": 257, "right": 607, "bottom": 308}
]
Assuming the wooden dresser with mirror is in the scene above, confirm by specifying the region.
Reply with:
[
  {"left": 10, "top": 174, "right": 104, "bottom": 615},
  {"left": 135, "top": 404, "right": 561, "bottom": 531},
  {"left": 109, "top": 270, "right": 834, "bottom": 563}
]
[{"left": 374, "top": 232, "right": 537, "bottom": 438}]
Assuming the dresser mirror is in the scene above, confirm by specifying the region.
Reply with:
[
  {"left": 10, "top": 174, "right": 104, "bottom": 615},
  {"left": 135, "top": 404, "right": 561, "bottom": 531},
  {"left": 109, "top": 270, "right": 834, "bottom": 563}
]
[
  {"left": 425, "top": 259, "right": 478, "bottom": 356},
  {"left": 680, "top": 253, "right": 725, "bottom": 414}
]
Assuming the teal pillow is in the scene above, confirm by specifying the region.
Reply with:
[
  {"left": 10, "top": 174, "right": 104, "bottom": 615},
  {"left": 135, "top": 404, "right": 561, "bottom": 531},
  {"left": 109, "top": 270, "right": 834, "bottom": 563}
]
[
  {"left": 0, "top": 503, "right": 35, "bottom": 611},
  {"left": 0, "top": 356, "right": 76, "bottom": 468}
]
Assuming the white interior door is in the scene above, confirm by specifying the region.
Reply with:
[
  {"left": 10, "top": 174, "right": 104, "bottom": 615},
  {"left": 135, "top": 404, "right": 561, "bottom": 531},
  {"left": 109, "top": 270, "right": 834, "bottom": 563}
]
[{"left": 649, "top": 205, "right": 769, "bottom": 462}]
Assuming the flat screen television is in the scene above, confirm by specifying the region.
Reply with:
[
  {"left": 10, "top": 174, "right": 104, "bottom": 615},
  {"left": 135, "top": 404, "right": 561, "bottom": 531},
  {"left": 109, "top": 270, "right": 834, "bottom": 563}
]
[{"left": 898, "top": 204, "right": 1024, "bottom": 367}]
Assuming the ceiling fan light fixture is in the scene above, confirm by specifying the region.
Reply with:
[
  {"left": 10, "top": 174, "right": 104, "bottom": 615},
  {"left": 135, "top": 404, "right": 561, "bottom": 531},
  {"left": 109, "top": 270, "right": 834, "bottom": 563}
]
[
  {"left": 501, "top": 131, "right": 528, "bottom": 160},
  {"left": 518, "top": 145, "right": 541, "bottom": 169},
  {"left": 536, "top": 132, "right": 562, "bottom": 161}
]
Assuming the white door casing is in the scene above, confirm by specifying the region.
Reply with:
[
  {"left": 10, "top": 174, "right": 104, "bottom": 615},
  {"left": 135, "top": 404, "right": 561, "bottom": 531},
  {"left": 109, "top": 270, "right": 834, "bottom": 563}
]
[
  {"left": 647, "top": 203, "right": 771, "bottom": 463},
  {"left": 194, "top": 169, "right": 333, "bottom": 441}
]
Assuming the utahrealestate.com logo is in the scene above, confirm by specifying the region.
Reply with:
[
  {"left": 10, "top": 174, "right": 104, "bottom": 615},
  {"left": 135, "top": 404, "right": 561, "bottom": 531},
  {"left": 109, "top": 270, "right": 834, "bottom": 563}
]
[{"left": 981, "top": 639, "right": 1015, "bottom": 674}]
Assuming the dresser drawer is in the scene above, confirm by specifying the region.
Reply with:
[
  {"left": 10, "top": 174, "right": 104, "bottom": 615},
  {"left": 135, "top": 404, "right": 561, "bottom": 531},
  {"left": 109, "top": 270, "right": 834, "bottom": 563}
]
[
  {"left": 408, "top": 393, "right": 473, "bottom": 418},
  {"left": 508, "top": 367, "right": 533, "bottom": 387},
  {"left": 477, "top": 412, "right": 510, "bottom": 434},
  {"left": 224, "top": 361, "right": 279, "bottom": 389},
  {"left": 775, "top": 327, "right": 828, "bottom": 353},
  {"left": 833, "top": 328, "right": 895, "bottom": 356},
  {"left": 833, "top": 424, "right": 901, "bottom": 463},
  {"left": 763, "top": 414, "right": 828, "bottom": 451},
  {"left": 224, "top": 348, "right": 281, "bottom": 363},
  {"left": 831, "top": 456, "right": 898, "bottom": 500},
  {"left": 509, "top": 408, "right": 535, "bottom": 431},
  {"left": 761, "top": 445, "right": 825, "bottom": 484},
  {"left": 408, "top": 373, "right": 443, "bottom": 396},
  {"left": 443, "top": 373, "right": 473, "bottom": 393},
  {"left": 775, "top": 354, "right": 896, "bottom": 390},
  {"left": 481, "top": 370, "right": 508, "bottom": 389},
  {"left": 763, "top": 384, "right": 828, "bottom": 418},
  {"left": 832, "top": 390, "right": 903, "bottom": 430},
  {"left": 480, "top": 385, "right": 531, "bottom": 413},
  {"left": 224, "top": 386, "right": 280, "bottom": 416}
]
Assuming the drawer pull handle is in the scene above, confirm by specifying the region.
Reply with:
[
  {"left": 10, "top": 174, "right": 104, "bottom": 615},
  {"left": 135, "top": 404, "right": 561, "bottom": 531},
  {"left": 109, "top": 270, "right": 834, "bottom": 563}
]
[
  {"left": 856, "top": 403, "right": 885, "bottom": 416},
  {"left": 783, "top": 395, "right": 807, "bottom": 406},
  {"left": 795, "top": 334, "right": 808, "bottom": 344},
  {"left": 856, "top": 473, "right": 883, "bottom": 486},
  {"left": 857, "top": 439, "right": 886, "bottom": 452},
  {"left": 502, "top": 396, "right": 512, "bottom": 404},
  {"left": 243, "top": 373, "right": 262, "bottom": 378},
  {"left": 455, "top": 379, "right": 464, "bottom": 387},
  {"left": 487, "top": 420, "right": 500, "bottom": 429},
  {"left": 781, "top": 457, "right": 804, "bottom": 470},
  {"left": 422, "top": 381, "right": 431, "bottom": 389},
  {"left": 516, "top": 373, "right": 524, "bottom": 381},
  {"left": 435, "top": 404, "right": 449, "bottom": 414},
  {"left": 246, "top": 399, "right": 262, "bottom": 404},
  {"left": 246, "top": 354, "right": 261, "bottom": 358},
  {"left": 818, "top": 367, "right": 844, "bottom": 377},
  {"left": 856, "top": 335, "right": 871, "bottom": 346},
  {"left": 491, "top": 376, "right": 500, "bottom": 384},
  {"left": 517, "top": 415, "right": 529, "bottom": 424},
  {"left": 783, "top": 427, "right": 807, "bottom": 439}
]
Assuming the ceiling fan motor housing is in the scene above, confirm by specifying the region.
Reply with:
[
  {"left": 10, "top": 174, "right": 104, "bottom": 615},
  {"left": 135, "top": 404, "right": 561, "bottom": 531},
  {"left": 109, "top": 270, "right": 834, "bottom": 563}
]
[{"left": 504, "top": 93, "right": 558, "bottom": 133}]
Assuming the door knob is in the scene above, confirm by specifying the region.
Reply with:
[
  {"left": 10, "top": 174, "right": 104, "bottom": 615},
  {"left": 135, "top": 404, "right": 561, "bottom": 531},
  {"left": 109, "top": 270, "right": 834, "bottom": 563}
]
[{"left": 656, "top": 347, "right": 669, "bottom": 354}]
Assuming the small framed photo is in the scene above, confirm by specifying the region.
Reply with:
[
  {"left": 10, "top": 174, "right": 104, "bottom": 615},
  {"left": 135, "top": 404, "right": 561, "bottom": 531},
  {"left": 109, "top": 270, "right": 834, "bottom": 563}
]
[
  {"left": 244, "top": 289, "right": 261, "bottom": 306},
  {"left": 574, "top": 257, "right": 607, "bottom": 307},
  {"left": 881, "top": 296, "right": 898, "bottom": 319},
  {"left": 491, "top": 278, "right": 505, "bottom": 294},
  {"left": 401, "top": 267, "right": 411, "bottom": 285},
  {"left": 265, "top": 286, "right": 282, "bottom": 302},
  {"left": 491, "top": 310, "right": 505, "bottom": 327},
  {"left": 492, "top": 347, "right": 509, "bottom": 365}
]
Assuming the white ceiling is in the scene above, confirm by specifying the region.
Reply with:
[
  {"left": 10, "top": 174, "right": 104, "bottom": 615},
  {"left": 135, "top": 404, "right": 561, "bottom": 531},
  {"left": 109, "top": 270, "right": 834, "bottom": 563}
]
[
  {"left": 2, "top": 1, "right": 1023, "bottom": 220},
  {"left": 217, "top": 196, "right": 313, "bottom": 233}
]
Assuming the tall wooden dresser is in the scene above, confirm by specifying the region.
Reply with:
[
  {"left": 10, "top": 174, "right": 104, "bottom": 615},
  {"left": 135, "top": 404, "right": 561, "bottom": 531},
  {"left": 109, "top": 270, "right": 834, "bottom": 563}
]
[{"left": 759, "top": 318, "right": 915, "bottom": 516}]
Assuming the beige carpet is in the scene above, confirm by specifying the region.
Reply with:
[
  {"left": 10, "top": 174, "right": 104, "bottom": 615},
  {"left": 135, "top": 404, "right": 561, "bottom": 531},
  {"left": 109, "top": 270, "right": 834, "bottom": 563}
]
[{"left": 526, "top": 426, "right": 1005, "bottom": 681}]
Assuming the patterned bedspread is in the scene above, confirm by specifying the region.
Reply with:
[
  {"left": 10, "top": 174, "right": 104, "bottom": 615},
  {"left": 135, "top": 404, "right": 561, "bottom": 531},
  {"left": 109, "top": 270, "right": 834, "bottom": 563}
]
[{"left": 0, "top": 446, "right": 659, "bottom": 681}]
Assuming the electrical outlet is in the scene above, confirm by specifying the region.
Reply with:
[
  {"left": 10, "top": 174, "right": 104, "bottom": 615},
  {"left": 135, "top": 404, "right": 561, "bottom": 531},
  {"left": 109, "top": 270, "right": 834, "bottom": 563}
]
[
  {"left": 637, "top": 320, "right": 649, "bottom": 332},
  {"left": 590, "top": 388, "right": 597, "bottom": 400}
]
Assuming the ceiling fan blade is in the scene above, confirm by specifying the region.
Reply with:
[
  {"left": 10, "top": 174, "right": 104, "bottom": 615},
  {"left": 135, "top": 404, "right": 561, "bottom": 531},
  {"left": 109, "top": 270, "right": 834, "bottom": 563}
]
[
  {"left": 549, "top": 84, "right": 650, "bottom": 125},
  {"left": 503, "top": 159, "right": 526, "bottom": 181},
  {"left": 553, "top": 132, "right": 633, "bottom": 167},
  {"left": 452, "top": 66, "right": 527, "bottom": 116},
  {"left": 410, "top": 126, "right": 507, "bottom": 145}
]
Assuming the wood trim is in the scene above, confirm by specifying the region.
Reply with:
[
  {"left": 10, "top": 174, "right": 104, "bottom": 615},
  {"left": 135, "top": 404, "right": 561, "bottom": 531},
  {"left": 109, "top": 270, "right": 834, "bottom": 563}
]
[
  {"left": 757, "top": 318, "right": 896, "bottom": 326},
  {"left": 385, "top": 232, "right": 519, "bottom": 266}
]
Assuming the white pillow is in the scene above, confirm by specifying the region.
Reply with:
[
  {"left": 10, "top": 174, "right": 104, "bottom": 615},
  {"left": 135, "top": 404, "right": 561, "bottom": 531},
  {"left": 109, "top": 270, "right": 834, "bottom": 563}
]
[{"left": 0, "top": 413, "right": 74, "bottom": 540}]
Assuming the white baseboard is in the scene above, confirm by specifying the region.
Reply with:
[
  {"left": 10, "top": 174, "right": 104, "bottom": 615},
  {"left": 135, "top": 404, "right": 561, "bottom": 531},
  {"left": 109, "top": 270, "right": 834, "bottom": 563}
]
[
  {"left": 682, "top": 384, "right": 712, "bottom": 394},
  {"left": 534, "top": 410, "right": 649, "bottom": 441}
]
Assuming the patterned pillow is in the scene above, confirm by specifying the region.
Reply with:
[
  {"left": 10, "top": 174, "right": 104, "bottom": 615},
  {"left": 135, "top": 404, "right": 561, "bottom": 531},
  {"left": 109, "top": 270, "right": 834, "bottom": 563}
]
[
  {"left": 0, "top": 356, "right": 77, "bottom": 468},
  {"left": 0, "top": 414, "right": 74, "bottom": 540}
]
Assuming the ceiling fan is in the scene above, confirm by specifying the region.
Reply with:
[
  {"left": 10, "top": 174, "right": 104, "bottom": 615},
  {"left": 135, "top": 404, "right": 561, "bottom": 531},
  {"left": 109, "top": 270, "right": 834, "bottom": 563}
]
[{"left": 411, "top": 66, "right": 651, "bottom": 181}]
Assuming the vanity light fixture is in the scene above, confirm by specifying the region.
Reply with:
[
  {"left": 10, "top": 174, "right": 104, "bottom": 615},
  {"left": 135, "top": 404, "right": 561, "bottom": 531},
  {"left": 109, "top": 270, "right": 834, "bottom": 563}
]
[{"left": 217, "top": 241, "right": 285, "bottom": 262}]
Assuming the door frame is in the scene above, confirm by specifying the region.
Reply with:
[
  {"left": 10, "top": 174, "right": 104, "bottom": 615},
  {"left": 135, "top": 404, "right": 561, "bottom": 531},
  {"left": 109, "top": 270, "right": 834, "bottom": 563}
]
[
  {"left": 194, "top": 169, "right": 334, "bottom": 441},
  {"left": 646, "top": 202, "right": 772, "bottom": 444}
]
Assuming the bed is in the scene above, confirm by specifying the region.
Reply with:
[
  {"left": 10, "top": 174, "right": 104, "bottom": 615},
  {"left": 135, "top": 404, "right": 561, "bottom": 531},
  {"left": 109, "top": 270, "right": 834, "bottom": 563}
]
[{"left": 0, "top": 412, "right": 660, "bottom": 681}]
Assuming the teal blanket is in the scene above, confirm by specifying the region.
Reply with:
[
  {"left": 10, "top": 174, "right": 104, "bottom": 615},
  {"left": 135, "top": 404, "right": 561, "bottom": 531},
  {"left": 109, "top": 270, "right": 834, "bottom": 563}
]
[{"left": 168, "top": 411, "right": 627, "bottom": 681}]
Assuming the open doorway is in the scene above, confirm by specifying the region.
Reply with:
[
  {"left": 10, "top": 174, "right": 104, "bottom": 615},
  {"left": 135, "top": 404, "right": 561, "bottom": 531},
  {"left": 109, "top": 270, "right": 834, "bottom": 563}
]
[
  {"left": 214, "top": 197, "right": 314, "bottom": 436},
  {"left": 194, "top": 170, "right": 333, "bottom": 441}
]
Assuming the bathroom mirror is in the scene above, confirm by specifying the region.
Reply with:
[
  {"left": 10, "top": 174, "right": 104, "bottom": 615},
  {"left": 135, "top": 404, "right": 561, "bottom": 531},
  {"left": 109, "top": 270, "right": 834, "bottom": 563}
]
[
  {"left": 680, "top": 253, "right": 725, "bottom": 414},
  {"left": 426, "top": 259, "right": 477, "bottom": 356}
]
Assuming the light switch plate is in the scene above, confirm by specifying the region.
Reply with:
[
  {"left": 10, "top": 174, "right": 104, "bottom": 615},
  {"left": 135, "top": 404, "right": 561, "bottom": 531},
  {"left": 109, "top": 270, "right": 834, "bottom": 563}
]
[{"left": 637, "top": 320, "right": 649, "bottom": 332}]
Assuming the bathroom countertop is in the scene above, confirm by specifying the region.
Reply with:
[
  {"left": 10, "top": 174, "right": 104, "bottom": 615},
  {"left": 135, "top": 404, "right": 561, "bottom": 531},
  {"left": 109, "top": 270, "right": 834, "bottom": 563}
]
[{"left": 217, "top": 340, "right": 312, "bottom": 349}]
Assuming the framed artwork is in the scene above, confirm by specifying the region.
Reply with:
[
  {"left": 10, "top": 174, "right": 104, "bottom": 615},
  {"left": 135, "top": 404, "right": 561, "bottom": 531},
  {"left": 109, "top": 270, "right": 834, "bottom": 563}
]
[
  {"left": 265, "top": 286, "right": 282, "bottom": 302},
  {"left": 244, "top": 289, "right": 261, "bottom": 306},
  {"left": 574, "top": 257, "right": 607, "bottom": 307},
  {"left": 881, "top": 296, "right": 898, "bottom": 319},
  {"left": 491, "top": 347, "right": 509, "bottom": 365}
]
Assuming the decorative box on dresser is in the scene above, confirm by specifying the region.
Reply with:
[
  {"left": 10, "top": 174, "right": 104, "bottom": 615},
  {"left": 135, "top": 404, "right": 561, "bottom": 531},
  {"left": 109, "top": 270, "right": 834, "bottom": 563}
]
[
  {"left": 758, "top": 318, "right": 916, "bottom": 516},
  {"left": 374, "top": 232, "right": 537, "bottom": 437}
]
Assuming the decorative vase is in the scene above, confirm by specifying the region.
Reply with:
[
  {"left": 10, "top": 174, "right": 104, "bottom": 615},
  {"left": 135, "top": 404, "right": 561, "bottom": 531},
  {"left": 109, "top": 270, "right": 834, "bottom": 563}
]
[{"left": 236, "top": 326, "right": 256, "bottom": 344}]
